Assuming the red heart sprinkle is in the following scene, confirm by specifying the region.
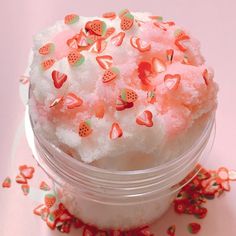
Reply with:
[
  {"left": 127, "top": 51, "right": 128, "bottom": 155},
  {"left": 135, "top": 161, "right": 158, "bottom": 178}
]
[
  {"left": 188, "top": 223, "right": 201, "bottom": 234},
  {"left": 138, "top": 61, "right": 153, "bottom": 86},
  {"left": 21, "top": 184, "right": 30, "bottom": 196},
  {"left": 152, "top": 57, "right": 166, "bottom": 73},
  {"left": 89, "top": 39, "right": 107, "bottom": 53},
  {"left": 33, "top": 204, "right": 48, "bottom": 216},
  {"left": 110, "top": 123, "right": 123, "bottom": 140},
  {"left": 115, "top": 96, "right": 133, "bottom": 111},
  {"left": 116, "top": 96, "right": 126, "bottom": 111},
  {"left": 76, "top": 30, "right": 89, "bottom": 47},
  {"left": 51, "top": 70, "right": 67, "bottom": 89},
  {"left": 67, "top": 37, "right": 79, "bottom": 50},
  {"left": 15, "top": 174, "right": 27, "bottom": 184},
  {"left": 19, "top": 165, "right": 35, "bottom": 179},
  {"left": 111, "top": 32, "right": 126, "bottom": 46},
  {"left": 136, "top": 38, "right": 151, "bottom": 52},
  {"left": 174, "top": 29, "right": 186, "bottom": 38},
  {"left": 86, "top": 33, "right": 101, "bottom": 44},
  {"left": 49, "top": 96, "right": 63, "bottom": 108},
  {"left": 102, "top": 12, "right": 116, "bottom": 20},
  {"left": 164, "top": 21, "right": 175, "bottom": 26},
  {"left": 164, "top": 74, "right": 181, "bottom": 91},
  {"left": 40, "top": 181, "right": 51, "bottom": 191},
  {"left": 64, "top": 93, "right": 83, "bottom": 109},
  {"left": 104, "top": 27, "right": 116, "bottom": 39},
  {"left": 96, "top": 55, "right": 113, "bottom": 70},
  {"left": 40, "top": 207, "right": 49, "bottom": 221},
  {"left": 175, "top": 34, "right": 190, "bottom": 52},
  {"left": 136, "top": 110, "right": 154, "bottom": 127},
  {"left": 67, "top": 31, "right": 89, "bottom": 49},
  {"left": 2, "top": 177, "right": 11, "bottom": 188},
  {"left": 202, "top": 69, "right": 209, "bottom": 86},
  {"left": 155, "top": 21, "right": 175, "bottom": 32},
  {"left": 115, "top": 96, "right": 125, "bottom": 111},
  {"left": 124, "top": 100, "right": 134, "bottom": 109},
  {"left": 94, "top": 100, "right": 105, "bottom": 119},
  {"left": 153, "top": 22, "right": 168, "bottom": 31},
  {"left": 166, "top": 49, "right": 174, "bottom": 63},
  {"left": 136, "top": 19, "right": 145, "bottom": 27},
  {"left": 130, "top": 36, "right": 139, "bottom": 49}
]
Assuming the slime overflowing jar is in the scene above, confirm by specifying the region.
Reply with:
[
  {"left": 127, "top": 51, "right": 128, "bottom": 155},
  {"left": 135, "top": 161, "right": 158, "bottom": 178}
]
[{"left": 25, "top": 105, "right": 215, "bottom": 230}]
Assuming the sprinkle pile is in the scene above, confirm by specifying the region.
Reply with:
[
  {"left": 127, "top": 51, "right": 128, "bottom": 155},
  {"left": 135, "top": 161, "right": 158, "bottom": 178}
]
[
  {"left": 2, "top": 164, "right": 235, "bottom": 235},
  {"left": 173, "top": 166, "right": 233, "bottom": 218},
  {"left": 15, "top": 165, "right": 35, "bottom": 196}
]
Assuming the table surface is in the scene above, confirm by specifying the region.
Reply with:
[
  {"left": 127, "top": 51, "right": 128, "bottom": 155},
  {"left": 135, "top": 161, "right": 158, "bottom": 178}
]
[{"left": 0, "top": 0, "right": 236, "bottom": 235}]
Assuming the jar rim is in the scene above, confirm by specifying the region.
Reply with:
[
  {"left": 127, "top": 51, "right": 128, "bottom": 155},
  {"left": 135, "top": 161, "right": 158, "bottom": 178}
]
[{"left": 26, "top": 106, "right": 215, "bottom": 177}]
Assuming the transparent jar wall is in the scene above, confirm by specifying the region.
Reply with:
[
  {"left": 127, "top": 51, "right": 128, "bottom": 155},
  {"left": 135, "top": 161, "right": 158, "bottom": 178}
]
[
  {"left": 25, "top": 107, "right": 215, "bottom": 230},
  {"left": 53, "top": 131, "right": 213, "bottom": 230},
  {"left": 56, "top": 182, "right": 174, "bottom": 230}
]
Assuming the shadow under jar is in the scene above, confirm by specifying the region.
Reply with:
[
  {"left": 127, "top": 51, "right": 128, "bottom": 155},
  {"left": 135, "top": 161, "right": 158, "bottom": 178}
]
[{"left": 25, "top": 105, "right": 215, "bottom": 230}]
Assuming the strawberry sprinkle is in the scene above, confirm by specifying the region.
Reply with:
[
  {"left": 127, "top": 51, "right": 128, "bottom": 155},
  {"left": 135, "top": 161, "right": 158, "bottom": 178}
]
[
  {"left": 40, "top": 181, "right": 51, "bottom": 191},
  {"left": 2, "top": 177, "right": 11, "bottom": 188}
]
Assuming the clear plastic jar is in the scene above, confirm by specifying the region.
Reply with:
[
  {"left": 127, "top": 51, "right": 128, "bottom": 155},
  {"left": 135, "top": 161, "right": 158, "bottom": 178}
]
[{"left": 25, "top": 106, "right": 215, "bottom": 230}]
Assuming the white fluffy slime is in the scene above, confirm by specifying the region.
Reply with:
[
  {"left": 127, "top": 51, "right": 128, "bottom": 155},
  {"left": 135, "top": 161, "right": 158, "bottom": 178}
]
[{"left": 29, "top": 11, "right": 218, "bottom": 170}]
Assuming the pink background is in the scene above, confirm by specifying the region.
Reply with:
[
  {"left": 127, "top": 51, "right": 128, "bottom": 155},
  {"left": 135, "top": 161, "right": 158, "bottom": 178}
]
[{"left": 0, "top": 0, "right": 236, "bottom": 235}]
